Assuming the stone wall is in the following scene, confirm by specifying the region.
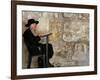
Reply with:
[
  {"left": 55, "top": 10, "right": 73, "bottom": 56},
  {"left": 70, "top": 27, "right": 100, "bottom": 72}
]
[{"left": 22, "top": 11, "right": 89, "bottom": 68}]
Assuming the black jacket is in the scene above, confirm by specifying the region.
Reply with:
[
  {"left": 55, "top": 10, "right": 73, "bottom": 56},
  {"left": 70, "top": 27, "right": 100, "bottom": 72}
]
[
  {"left": 23, "top": 28, "right": 42, "bottom": 56},
  {"left": 23, "top": 28, "right": 54, "bottom": 58},
  {"left": 23, "top": 28, "right": 41, "bottom": 46}
]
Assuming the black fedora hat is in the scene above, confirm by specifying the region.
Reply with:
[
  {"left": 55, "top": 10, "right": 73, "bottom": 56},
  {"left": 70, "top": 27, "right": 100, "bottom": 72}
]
[{"left": 25, "top": 19, "right": 39, "bottom": 27}]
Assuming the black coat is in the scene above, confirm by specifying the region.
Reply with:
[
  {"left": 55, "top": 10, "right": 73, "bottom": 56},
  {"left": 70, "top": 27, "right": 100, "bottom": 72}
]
[{"left": 23, "top": 28, "right": 54, "bottom": 58}]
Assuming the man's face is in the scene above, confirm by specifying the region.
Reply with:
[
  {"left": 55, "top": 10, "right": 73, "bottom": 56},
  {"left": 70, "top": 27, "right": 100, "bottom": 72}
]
[{"left": 30, "top": 23, "right": 37, "bottom": 30}]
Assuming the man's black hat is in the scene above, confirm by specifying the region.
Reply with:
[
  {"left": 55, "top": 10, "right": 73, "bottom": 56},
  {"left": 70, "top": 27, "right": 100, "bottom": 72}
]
[{"left": 25, "top": 19, "right": 39, "bottom": 27}]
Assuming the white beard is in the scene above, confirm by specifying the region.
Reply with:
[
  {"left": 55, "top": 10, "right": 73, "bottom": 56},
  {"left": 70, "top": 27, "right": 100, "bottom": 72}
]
[{"left": 31, "top": 29, "right": 38, "bottom": 36}]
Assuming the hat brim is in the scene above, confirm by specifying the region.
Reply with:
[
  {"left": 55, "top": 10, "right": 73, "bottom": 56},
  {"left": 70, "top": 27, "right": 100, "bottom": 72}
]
[
  {"left": 35, "top": 21, "right": 39, "bottom": 24},
  {"left": 25, "top": 24, "right": 30, "bottom": 27},
  {"left": 25, "top": 21, "right": 39, "bottom": 27}
]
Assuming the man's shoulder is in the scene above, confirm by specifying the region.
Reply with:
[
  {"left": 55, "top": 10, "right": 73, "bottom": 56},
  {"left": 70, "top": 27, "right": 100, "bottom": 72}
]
[
  {"left": 23, "top": 28, "right": 30, "bottom": 36},
  {"left": 24, "top": 28, "right": 30, "bottom": 33}
]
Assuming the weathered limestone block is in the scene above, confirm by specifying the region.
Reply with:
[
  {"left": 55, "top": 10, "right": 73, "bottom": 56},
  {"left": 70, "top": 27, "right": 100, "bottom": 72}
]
[
  {"left": 63, "top": 13, "right": 89, "bottom": 42},
  {"left": 63, "top": 13, "right": 75, "bottom": 18},
  {"left": 50, "top": 42, "right": 89, "bottom": 67}
]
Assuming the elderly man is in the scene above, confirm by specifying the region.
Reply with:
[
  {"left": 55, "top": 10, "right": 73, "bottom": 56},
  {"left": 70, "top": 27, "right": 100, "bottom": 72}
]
[{"left": 23, "top": 19, "right": 54, "bottom": 68}]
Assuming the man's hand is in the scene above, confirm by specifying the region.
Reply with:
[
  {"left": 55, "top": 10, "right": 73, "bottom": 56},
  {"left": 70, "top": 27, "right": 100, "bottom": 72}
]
[{"left": 39, "top": 33, "right": 52, "bottom": 37}]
